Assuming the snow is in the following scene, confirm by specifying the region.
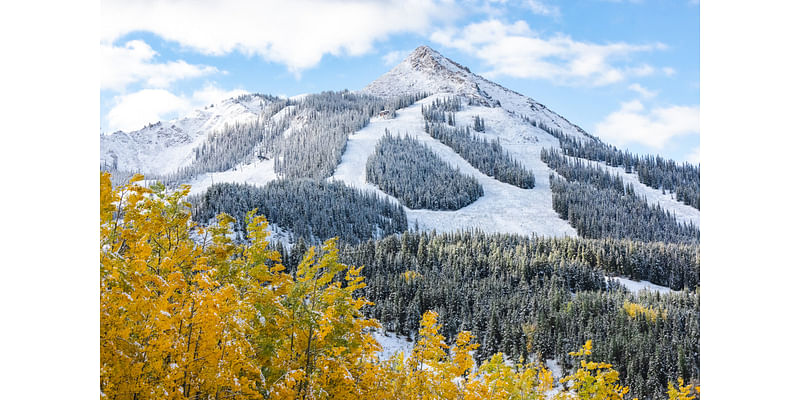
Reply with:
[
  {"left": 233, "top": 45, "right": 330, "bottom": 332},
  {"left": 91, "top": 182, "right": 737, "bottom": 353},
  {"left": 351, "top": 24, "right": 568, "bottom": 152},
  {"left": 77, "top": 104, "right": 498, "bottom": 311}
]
[
  {"left": 100, "top": 95, "right": 268, "bottom": 175},
  {"left": 372, "top": 330, "right": 414, "bottom": 361},
  {"left": 332, "top": 95, "right": 577, "bottom": 238},
  {"left": 605, "top": 276, "right": 676, "bottom": 294},
  {"left": 573, "top": 157, "right": 700, "bottom": 227},
  {"left": 186, "top": 159, "right": 278, "bottom": 196},
  {"left": 545, "top": 358, "right": 563, "bottom": 379},
  {"left": 362, "top": 46, "right": 591, "bottom": 142}
]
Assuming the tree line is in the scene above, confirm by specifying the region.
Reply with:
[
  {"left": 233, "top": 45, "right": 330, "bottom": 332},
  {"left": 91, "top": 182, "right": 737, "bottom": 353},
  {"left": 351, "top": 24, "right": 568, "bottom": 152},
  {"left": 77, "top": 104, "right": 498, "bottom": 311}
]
[
  {"left": 528, "top": 117, "right": 700, "bottom": 209},
  {"left": 366, "top": 132, "right": 483, "bottom": 210},
  {"left": 550, "top": 175, "right": 700, "bottom": 244},
  {"left": 190, "top": 180, "right": 407, "bottom": 245},
  {"left": 423, "top": 97, "right": 536, "bottom": 189}
]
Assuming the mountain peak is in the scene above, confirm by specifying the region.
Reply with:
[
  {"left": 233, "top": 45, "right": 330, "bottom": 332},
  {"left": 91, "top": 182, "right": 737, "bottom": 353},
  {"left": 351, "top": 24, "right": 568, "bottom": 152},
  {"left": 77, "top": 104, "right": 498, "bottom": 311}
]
[
  {"left": 406, "top": 45, "right": 441, "bottom": 63},
  {"left": 404, "top": 45, "right": 471, "bottom": 75},
  {"left": 362, "top": 45, "right": 590, "bottom": 141},
  {"left": 363, "top": 45, "right": 481, "bottom": 100}
]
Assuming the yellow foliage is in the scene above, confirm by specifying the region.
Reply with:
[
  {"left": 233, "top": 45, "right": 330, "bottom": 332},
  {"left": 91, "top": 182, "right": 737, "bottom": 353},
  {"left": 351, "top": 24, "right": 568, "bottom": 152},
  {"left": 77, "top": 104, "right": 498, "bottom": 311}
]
[
  {"left": 667, "top": 378, "right": 700, "bottom": 400},
  {"left": 557, "top": 340, "right": 630, "bottom": 400},
  {"left": 100, "top": 174, "right": 381, "bottom": 400},
  {"left": 100, "top": 173, "right": 697, "bottom": 400},
  {"left": 622, "top": 301, "right": 666, "bottom": 323},
  {"left": 100, "top": 173, "right": 263, "bottom": 399},
  {"left": 401, "top": 270, "right": 422, "bottom": 283},
  {"left": 382, "top": 311, "right": 553, "bottom": 400}
]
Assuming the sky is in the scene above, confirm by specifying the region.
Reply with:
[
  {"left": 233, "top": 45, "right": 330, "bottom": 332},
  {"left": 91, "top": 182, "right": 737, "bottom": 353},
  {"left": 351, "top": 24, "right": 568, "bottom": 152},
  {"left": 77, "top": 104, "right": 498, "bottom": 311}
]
[{"left": 100, "top": 0, "right": 699, "bottom": 163}]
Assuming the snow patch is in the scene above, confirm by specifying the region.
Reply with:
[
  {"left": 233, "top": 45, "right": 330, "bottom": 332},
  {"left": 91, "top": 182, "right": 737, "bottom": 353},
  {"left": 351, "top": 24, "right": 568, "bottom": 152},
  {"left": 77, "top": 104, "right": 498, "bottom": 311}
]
[
  {"left": 372, "top": 330, "right": 414, "bottom": 361},
  {"left": 605, "top": 276, "right": 676, "bottom": 294},
  {"left": 186, "top": 158, "right": 278, "bottom": 196}
]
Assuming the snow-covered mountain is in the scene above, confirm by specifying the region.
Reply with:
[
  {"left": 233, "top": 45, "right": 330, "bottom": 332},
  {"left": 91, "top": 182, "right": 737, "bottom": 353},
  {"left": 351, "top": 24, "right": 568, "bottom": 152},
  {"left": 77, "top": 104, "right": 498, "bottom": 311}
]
[
  {"left": 100, "top": 94, "right": 270, "bottom": 175},
  {"left": 100, "top": 45, "right": 699, "bottom": 238},
  {"left": 363, "top": 46, "right": 591, "bottom": 141}
]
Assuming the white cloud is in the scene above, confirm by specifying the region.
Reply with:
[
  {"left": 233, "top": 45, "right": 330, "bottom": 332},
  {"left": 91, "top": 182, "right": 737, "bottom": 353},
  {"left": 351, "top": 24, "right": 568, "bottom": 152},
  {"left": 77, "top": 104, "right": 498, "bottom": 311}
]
[
  {"left": 101, "top": 0, "right": 452, "bottom": 73},
  {"left": 628, "top": 83, "right": 657, "bottom": 98},
  {"left": 106, "top": 84, "right": 248, "bottom": 132},
  {"left": 191, "top": 85, "right": 249, "bottom": 108},
  {"left": 524, "top": 1, "right": 560, "bottom": 17},
  {"left": 101, "top": 40, "right": 218, "bottom": 92},
  {"left": 594, "top": 100, "right": 699, "bottom": 148},
  {"left": 382, "top": 49, "right": 413, "bottom": 66},
  {"left": 430, "top": 19, "right": 665, "bottom": 86},
  {"left": 662, "top": 66, "right": 677, "bottom": 76},
  {"left": 107, "top": 89, "right": 189, "bottom": 132}
]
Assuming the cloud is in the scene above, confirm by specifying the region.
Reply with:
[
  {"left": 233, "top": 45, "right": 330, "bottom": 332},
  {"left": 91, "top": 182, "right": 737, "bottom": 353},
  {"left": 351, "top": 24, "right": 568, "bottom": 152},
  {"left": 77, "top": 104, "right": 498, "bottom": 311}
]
[
  {"left": 662, "top": 66, "right": 676, "bottom": 76},
  {"left": 101, "top": 40, "right": 218, "bottom": 92},
  {"left": 106, "top": 84, "right": 248, "bottom": 132},
  {"left": 524, "top": 1, "right": 560, "bottom": 17},
  {"left": 101, "top": 0, "right": 452, "bottom": 73},
  {"left": 594, "top": 100, "right": 699, "bottom": 148},
  {"left": 191, "top": 84, "right": 249, "bottom": 108},
  {"left": 106, "top": 89, "right": 188, "bottom": 132},
  {"left": 430, "top": 19, "right": 665, "bottom": 86},
  {"left": 628, "top": 83, "right": 657, "bottom": 98},
  {"left": 382, "top": 49, "right": 413, "bottom": 66}
]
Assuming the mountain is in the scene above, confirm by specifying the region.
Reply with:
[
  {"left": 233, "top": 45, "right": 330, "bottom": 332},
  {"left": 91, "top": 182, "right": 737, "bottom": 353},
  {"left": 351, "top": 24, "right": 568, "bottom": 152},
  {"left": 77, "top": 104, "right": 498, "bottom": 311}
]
[
  {"left": 99, "top": 45, "right": 699, "bottom": 241},
  {"left": 363, "top": 46, "right": 590, "bottom": 141},
  {"left": 100, "top": 94, "right": 271, "bottom": 175}
]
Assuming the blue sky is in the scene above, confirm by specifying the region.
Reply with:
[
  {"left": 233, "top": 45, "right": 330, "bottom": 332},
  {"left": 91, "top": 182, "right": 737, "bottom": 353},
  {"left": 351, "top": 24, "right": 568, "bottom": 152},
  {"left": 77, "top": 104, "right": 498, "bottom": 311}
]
[{"left": 100, "top": 0, "right": 699, "bottom": 163}]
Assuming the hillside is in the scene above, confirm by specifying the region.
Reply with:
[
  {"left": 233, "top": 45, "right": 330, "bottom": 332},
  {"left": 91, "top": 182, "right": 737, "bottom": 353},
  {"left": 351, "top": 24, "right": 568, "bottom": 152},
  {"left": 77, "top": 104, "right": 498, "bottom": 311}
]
[{"left": 100, "top": 45, "right": 698, "bottom": 240}]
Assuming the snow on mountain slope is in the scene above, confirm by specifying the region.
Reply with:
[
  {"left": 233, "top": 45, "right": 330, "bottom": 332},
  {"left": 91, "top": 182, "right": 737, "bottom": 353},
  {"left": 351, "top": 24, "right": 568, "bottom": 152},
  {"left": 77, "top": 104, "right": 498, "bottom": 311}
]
[
  {"left": 332, "top": 95, "right": 578, "bottom": 238},
  {"left": 363, "top": 46, "right": 591, "bottom": 142},
  {"left": 100, "top": 95, "right": 269, "bottom": 175},
  {"left": 577, "top": 157, "right": 701, "bottom": 227},
  {"left": 182, "top": 104, "right": 311, "bottom": 196},
  {"left": 605, "top": 276, "right": 676, "bottom": 294},
  {"left": 359, "top": 45, "right": 698, "bottom": 233},
  {"left": 185, "top": 159, "right": 278, "bottom": 196}
]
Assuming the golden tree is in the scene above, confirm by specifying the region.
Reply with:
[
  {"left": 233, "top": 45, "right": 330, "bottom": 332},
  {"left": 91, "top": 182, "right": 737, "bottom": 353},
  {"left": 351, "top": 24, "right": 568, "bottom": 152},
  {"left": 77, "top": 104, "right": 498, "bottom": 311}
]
[
  {"left": 100, "top": 173, "right": 264, "bottom": 399},
  {"left": 101, "top": 173, "right": 383, "bottom": 400},
  {"left": 556, "top": 340, "right": 630, "bottom": 400}
]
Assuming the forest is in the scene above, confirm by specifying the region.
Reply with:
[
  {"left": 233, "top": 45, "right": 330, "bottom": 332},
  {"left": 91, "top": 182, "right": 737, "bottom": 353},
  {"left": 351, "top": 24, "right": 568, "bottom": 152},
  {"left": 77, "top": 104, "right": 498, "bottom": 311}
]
[
  {"left": 541, "top": 147, "right": 699, "bottom": 243},
  {"left": 191, "top": 179, "right": 407, "bottom": 245},
  {"left": 549, "top": 175, "right": 699, "bottom": 244},
  {"left": 100, "top": 173, "right": 699, "bottom": 400},
  {"left": 327, "top": 231, "right": 699, "bottom": 400},
  {"left": 530, "top": 118, "right": 699, "bottom": 209},
  {"left": 365, "top": 133, "right": 483, "bottom": 210},
  {"left": 422, "top": 97, "right": 537, "bottom": 189}
]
